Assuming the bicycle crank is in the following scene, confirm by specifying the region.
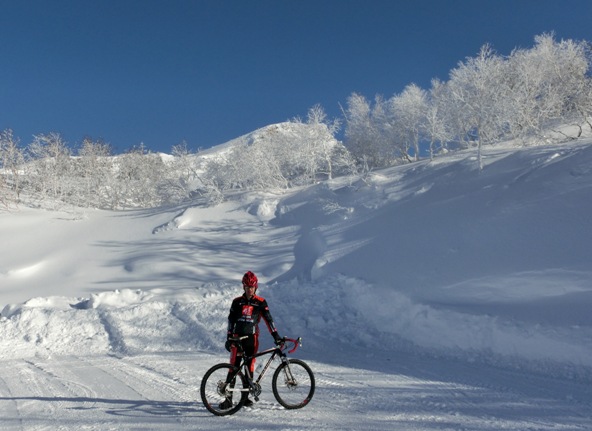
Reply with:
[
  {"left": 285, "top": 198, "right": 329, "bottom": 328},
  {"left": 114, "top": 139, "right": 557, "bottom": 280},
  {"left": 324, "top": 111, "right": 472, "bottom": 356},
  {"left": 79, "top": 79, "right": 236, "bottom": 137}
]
[{"left": 250, "top": 382, "right": 262, "bottom": 401}]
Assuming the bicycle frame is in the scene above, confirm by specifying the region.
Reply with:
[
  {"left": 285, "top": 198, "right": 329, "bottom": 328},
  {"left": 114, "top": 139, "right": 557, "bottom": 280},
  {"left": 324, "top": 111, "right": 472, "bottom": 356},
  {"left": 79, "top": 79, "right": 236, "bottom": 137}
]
[{"left": 228, "top": 336, "right": 301, "bottom": 401}]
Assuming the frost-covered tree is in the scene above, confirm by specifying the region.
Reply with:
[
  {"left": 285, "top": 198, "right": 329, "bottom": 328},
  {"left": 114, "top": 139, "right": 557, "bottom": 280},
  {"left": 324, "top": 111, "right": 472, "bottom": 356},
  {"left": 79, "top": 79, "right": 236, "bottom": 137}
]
[
  {"left": 343, "top": 93, "right": 396, "bottom": 169},
  {"left": 295, "top": 104, "right": 345, "bottom": 181},
  {"left": 447, "top": 44, "right": 508, "bottom": 169},
  {"left": 506, "top": 33, "right": 591, "bottom": 140},
  {"left": 424, "top": 79, "right": 453, "bottom": 160},
  {"left": 0, "top": 129, "right": 25, "bottom": 205},
  {"left": 75, "top": 138, "right": 113, "bottom": 208},
  {"left": 343, "top": 93, "right": 370, "bottom": 169},
  {"left": 250, "top": 132, "right": 289, "bottom": 189},
  {"left": 387, "top": 84, "right": 428, "bottom": 161},
  {"left": 159, "top": 141, "right": 204, "bottom": 203},
  {"left": 26, "top": 132, "right": 72, "bottom": 204},
  {"left": 114, "top": 144, "right": 167, "bottom": 209}
]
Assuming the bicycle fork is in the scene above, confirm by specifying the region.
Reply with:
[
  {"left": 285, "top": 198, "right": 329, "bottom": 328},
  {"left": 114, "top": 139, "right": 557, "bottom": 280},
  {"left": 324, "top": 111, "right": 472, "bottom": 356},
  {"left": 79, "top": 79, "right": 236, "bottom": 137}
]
[{"left": 278, "top": 358, "right": 298, "bottom": 388}]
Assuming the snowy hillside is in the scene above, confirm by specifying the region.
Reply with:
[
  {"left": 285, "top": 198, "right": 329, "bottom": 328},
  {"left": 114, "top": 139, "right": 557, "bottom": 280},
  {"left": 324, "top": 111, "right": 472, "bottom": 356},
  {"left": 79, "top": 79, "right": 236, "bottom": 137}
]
[{"left": 0, "top": 139, "right": 591, "bottom": 430}]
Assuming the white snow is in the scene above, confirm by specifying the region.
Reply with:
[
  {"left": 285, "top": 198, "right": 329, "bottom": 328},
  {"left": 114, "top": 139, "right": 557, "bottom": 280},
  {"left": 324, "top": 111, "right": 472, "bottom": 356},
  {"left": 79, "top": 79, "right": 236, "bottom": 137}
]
[{"left": 1, "top": 140, "right": 591, "bottom": 430}]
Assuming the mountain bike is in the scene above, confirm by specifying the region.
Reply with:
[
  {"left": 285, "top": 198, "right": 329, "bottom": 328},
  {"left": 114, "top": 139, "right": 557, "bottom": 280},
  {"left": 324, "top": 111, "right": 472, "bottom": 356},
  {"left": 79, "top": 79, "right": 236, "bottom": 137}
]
[{"left": 200, "top": 336, "right": 315, "bottom": 416}]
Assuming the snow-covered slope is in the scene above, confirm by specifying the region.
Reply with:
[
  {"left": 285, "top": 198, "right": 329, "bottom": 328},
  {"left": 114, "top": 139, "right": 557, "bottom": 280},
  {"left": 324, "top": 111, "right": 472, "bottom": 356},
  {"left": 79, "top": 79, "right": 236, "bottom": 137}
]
[
  {"left": 2, "top": 140, "right": 592, "bottom": 369},
  {"left": 0, "top": 140, "right": 591, "bottom": 430}
]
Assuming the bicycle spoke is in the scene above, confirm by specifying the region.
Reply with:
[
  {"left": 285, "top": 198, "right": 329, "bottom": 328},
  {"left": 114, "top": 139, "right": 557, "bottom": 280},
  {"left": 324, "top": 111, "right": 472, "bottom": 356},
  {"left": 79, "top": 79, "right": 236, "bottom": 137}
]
[
  {"left": 200, "top": 364, "right": 247, "bottom": 416},
  {"left": 272, "top": 359, "right": 315, "bottom": 409}
]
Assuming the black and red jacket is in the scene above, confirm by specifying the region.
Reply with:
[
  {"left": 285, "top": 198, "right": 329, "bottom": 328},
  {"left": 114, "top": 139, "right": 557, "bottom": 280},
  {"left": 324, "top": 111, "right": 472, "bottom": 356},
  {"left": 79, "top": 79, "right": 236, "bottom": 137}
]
[{"left": 227, "top": 293, "right": 278, "bottom": 337}]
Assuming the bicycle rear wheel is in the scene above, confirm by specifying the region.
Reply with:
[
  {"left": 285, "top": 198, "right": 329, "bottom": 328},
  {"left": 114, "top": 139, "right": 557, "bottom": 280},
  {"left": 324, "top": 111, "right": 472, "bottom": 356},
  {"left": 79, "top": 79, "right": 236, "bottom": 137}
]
[
  {"left": 200, "top": 363, "right": 248, "bottom": 416},
  {"left": 272, "top": 358, "right": 315, "bottom": 409}
]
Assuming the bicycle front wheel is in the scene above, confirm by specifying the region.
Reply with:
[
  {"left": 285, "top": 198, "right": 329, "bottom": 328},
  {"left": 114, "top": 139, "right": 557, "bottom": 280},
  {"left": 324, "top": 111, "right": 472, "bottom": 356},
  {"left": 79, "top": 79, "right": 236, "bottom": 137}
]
[
  {"left": 272, "top": 358, "right": 315, "bottom": 409},
  {"left": 200, "top": 363, "right": 248, "bottom": 416}
]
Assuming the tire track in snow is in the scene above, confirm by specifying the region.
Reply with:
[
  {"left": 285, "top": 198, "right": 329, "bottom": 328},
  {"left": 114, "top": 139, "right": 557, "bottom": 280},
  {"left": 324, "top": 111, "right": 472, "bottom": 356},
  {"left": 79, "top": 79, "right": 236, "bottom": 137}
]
[
  {"left": 1, "top": 352, "right": 591, "bottom": 430},
  {"left": 0, "top": 370, "right": 25, "bottom": 431},
  {"left": 100, "top": 354, "right": 195, "bottom": 402},
  {"left": 0, "top": 358, "right": 104, "bottom": 431},
  {"left": 77, "top": 354, "right": 200, "bottom": 421}
]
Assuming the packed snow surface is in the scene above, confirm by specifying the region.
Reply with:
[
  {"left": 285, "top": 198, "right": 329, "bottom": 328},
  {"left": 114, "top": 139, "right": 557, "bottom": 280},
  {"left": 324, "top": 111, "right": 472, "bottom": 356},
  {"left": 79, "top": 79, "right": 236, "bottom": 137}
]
[{"left": 1, "top": 141, "right": 591, "bottom": 430}]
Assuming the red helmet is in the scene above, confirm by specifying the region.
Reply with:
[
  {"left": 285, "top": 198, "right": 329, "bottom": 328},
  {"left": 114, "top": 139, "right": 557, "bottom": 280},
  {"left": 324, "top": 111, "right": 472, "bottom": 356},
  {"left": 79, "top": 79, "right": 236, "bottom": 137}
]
[{"left": 242, "top": 271, "right": 258, "bottom": 288}]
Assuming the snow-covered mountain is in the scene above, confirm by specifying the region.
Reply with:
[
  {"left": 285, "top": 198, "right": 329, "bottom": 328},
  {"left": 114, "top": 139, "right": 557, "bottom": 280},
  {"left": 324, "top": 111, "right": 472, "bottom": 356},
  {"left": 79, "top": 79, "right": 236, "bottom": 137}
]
[
  {"left": 193, "top": 120, "right": 341, "bottom": 162},
  {"left": 0, "top": 135, "right": 591, "bottom": 430}
]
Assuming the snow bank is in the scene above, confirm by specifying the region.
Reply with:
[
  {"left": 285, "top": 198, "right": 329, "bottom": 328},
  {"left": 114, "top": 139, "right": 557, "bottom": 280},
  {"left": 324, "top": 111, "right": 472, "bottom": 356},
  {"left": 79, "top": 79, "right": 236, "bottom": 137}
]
[{"left": 0, "top": 288, "right": 228, "bottom": 359}]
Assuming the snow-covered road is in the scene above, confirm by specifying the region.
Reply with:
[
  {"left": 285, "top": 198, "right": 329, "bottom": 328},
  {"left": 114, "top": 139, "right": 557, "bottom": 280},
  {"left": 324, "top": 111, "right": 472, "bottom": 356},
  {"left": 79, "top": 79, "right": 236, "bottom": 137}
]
[{"left": 0, "top": 352, "right": 589, "bottom": 431}]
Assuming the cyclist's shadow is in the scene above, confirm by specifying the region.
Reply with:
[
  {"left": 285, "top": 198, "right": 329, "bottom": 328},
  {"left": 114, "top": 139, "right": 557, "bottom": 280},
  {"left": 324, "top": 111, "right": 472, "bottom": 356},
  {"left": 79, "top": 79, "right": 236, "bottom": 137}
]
[{"left": 0, "top": 395, "right": 207, "bottom": 418}]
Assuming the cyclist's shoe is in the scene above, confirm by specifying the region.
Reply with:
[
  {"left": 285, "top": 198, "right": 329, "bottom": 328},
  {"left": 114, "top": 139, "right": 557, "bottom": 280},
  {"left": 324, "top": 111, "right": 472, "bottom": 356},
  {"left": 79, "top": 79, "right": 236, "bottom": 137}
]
[
  {"left": 219, "top": 398, "right": 232, "bottom": 409},
  {"left": 244, "top": 398, "right": 254, "bottom": 407}
]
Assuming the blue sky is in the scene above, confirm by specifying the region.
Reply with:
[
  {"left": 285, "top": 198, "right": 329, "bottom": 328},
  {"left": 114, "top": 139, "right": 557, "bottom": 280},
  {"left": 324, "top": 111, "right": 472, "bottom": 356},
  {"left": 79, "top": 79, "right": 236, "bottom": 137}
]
[{"left": 2, "top": 0, "right": 592, "bottom": 154}]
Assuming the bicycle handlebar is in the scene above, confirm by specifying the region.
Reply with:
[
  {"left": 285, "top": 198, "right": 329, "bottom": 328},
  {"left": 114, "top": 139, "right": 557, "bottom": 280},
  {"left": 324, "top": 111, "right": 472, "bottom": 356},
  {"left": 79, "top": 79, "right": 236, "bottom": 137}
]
[
  {"left": 229, "top": 335, "right": 302, "bottom": 354},
  {"left": 280, "top": 337, "right": 302, "bottom": 354}
]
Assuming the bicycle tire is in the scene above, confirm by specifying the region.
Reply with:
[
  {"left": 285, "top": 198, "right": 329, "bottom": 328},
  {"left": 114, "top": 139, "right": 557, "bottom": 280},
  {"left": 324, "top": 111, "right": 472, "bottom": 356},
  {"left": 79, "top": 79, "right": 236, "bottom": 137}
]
[
  {"left": 272, "top": 358, "right": 315, "bottom": 409},
  {"left": 200, "top": 363, "right": 248, "bottom": 416}
]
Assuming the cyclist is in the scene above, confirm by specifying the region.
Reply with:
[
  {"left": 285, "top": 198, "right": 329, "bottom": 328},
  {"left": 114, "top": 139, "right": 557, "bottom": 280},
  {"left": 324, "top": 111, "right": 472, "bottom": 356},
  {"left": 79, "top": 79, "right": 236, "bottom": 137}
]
[{"left": 220, "top": 271, "right": 283, "bottom": 409}]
